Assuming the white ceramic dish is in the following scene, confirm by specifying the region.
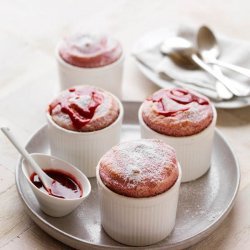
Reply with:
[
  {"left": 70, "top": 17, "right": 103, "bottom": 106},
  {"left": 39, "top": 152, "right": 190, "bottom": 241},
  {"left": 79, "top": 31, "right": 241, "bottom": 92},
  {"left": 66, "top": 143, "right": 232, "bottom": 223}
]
[
  {"left": 22, "top": 153, "right": 91, "bottom": 217},
  {"left": 56, "top": 43, "right": 124, "bottom": 98},
  {"left": 46, "top": 93, "right": 124, "bottom": 178},
  {"left": 16, "top": 101, "right": 240, "bottom": 249},
  {"left": 138, "top": 104, "right": 217, "bottom": 182},
  {"left": 96, "top": 161, "right": 182, "bottom": 246}
]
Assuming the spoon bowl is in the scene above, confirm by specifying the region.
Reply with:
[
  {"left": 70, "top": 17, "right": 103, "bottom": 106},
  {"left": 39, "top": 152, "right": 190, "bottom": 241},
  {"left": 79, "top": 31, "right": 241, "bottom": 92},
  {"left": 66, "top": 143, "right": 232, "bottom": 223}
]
[
  {"left": 197, "top": 26, "right": 220, "bottom": 62},
  {"left": 160, "top": 37, "right": 199, "bottom": 69},
  {"left": 197, "top": 25, "right": 250, "bottom": 79},
  {"left": 22, "top": 153, "right": 91, "bottom": 217}
]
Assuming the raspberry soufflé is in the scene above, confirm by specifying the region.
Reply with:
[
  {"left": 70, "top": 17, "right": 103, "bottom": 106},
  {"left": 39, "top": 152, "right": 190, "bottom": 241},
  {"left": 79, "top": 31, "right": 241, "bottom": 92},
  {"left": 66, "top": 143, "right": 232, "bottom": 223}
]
[
  {"left": 139, "top": 87, "right": 217, "bottom": 182},
  {"left": 48, "top": 86, "right": 119, "bottom": 132},
  {"left": 97, "top": 139, "right": 181, "bottom": 246},
  {"left": 56, "top": 33, "right": 124, "bottom": 97},
  {"left": 141, "top": 88, "right": 213, "bottom": 137},
  {"left": 47, "top": 85, "right": 123, "bottom": 177},
  {"left": 99, "top": 139, "right": 179, "bottom": 198},
  {"left": 58, "top": 33, "right": 122, "bottom": 68}
]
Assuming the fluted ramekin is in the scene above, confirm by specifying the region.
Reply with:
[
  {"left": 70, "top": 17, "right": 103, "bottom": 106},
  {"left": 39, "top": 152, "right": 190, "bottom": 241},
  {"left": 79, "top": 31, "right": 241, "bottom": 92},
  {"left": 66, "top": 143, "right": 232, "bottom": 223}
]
[
  {"left": 46, "top": 95, "right": 123, "bottom": 178},
  {"left": 55, "top": 43, "right": 124, "bottom": 98},
  {"left": 138, "top": 105, "right": 217, "bottom": 182},
  {"left": 96, "top": 163, "right": 182, "bottom": 246}
]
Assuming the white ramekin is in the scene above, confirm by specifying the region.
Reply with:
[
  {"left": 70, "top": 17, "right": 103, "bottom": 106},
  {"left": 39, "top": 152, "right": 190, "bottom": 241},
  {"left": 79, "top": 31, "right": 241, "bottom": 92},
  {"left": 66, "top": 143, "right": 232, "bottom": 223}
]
[
  {"left": 55, "top": 42, "right": 124, "bottom": 98},
  {"left": 96, "top": 163, "right": 182, "bottom": 246},
  {"left": 138, "top": 105, "right": 217, "bottom": 183},
  {"left": 46, "top": 95, "right": 124, "bottom": 178}
]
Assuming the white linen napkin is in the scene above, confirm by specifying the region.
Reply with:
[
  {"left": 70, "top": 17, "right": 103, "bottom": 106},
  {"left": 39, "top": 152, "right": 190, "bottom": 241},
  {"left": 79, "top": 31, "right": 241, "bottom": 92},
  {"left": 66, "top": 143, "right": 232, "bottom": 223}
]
[{"left": 133, "top": 25, "right": 250, "bottom": 100}]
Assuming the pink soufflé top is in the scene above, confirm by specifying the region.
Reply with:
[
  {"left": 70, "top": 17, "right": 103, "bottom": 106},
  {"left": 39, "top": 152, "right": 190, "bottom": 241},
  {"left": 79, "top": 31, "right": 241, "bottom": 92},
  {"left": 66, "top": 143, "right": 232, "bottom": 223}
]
[
  {"left": 58, "top": 33, "right": 122, "bottom": 68},
  {"left": 99, "top": 139, "right": 179, "bottom": 198},
  {"left": 48, "top": 86, "right": 119, "bottom": 132},
  {"left": 141, "top": 88, "right": 214, "bottom": 137}
]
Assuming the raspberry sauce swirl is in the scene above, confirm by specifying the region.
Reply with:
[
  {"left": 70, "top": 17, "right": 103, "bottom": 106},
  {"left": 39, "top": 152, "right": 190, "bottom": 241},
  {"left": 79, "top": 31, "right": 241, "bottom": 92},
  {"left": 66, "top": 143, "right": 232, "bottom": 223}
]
[
  {"left": 142, "top": 88, "right": 213, "bottom": 136},
  {"left": 149, "top": 88, "right": 209, "bottom": 117},
  {"left": 48, "top": 86, "right": 120, "bottom": 132},
  {"left": 49, "top": 88, "right": 103, "bottom": 130}
]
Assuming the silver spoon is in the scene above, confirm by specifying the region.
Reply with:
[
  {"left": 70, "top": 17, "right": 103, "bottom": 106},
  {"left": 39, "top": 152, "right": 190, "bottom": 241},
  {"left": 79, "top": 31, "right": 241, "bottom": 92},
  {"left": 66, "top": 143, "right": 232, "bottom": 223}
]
[
  {"left": 197, "top": 26, "right": 250, "bottom": 78},
  {"left": 160, "top": 37, "right": 233, "bottom": 100},
  {"left": 1, "top": 127, "right": 65, "bottom": 197},
  {"left": 161, "top": 37, "right": 250, "bottom": 97}
]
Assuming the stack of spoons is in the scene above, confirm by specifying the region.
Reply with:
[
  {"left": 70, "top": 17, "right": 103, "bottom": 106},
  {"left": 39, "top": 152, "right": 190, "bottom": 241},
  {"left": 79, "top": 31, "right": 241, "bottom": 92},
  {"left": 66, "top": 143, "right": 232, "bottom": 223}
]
[{"left": 133, "top": 25, "right": 250, "bottom": 107}]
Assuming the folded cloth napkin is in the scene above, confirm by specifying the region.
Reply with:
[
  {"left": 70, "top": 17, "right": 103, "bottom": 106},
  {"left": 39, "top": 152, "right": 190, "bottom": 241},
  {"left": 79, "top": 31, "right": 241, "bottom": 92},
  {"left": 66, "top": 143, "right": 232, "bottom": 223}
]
[{"left": 133, "top": 25, "right": 250, "bottom": 100}]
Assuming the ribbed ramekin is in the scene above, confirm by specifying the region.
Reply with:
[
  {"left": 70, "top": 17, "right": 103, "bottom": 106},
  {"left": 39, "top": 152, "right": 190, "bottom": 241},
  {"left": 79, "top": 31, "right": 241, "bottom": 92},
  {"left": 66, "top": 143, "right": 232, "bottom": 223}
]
[
  {"left": 55, "top": 43, "right": 124, "bottom": 98},
  {"left": 138, "top": 105, "right": 217, "bottom": 182},
  {"left": 96, "top": 163, "right": 182, "bottom": 246},
  {"left": 46, "top": 94, "right": 124, "bottom": 178}
]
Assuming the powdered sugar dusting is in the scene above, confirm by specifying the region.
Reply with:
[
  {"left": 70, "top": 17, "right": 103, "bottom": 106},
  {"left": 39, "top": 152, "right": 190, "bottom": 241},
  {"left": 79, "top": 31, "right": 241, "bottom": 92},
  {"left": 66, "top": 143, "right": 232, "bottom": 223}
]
[
  {"left": 59, "top": 33, "right": 122, "bottom": 68},
  {"left": 99, "top": 139, "right": 179, "bottom": 198},
  {"left": 112, "top": 140, "right": 175, "bottom": 184}
]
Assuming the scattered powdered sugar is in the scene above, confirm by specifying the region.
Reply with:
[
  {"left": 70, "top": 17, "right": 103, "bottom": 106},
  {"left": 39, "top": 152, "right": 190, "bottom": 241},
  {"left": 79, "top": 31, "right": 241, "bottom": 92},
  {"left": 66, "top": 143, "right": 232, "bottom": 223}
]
[
  {"left": 100, "top": 139, "right": 178, "bottom": 189},
  {"left": 69, "top": 95, "right": 91, "bottom": 109},
  {"left": 207, "top": 211, "right": 223, "bottom": 222}
]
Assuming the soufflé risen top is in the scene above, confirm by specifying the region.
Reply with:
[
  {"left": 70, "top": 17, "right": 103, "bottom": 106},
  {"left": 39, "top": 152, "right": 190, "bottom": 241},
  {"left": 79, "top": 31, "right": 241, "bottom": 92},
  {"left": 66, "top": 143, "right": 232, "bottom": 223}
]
[
  {"left": 58, "top": 33, "right": 122, "bottom": 68},
  {"left": 141, "top": 88, "right": 213, "bottom": 137},
  {"left": 48, "top": 86, "right": 119, "bottom": 132},
  {"left": 99, "top": 139, "right": 179, "bottom": 198}
]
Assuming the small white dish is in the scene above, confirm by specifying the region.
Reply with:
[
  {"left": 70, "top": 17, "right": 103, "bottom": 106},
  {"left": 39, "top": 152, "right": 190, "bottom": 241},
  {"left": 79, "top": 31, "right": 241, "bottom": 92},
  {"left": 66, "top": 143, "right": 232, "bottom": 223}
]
[
  {"left": 22, "top": 153, "right": 91, "bottom": 217},
  {"left": 56, "top": 43, "right": 124, "bottom": 98}
]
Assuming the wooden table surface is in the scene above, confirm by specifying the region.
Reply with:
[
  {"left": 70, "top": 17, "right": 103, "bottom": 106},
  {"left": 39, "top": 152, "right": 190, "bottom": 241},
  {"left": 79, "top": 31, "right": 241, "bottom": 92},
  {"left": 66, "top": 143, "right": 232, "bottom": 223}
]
[{"left": 0, "top": 0, "right": 250, "bottom": 249}]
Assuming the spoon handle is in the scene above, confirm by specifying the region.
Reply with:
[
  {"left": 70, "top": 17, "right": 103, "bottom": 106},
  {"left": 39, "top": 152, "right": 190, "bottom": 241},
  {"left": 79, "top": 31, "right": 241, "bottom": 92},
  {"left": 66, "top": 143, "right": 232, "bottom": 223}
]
[
  {"left": 210, "top": 59, "right": 250, "bottom": 78},
  {"left": 191, "top": 54, "right": 250, "bottom": 97},
  {"left": 211, "top": 66, "right": 234, "bottom": 100},
  {"left": 1, "top": 127, "right": 53, "bottom": 189}
]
